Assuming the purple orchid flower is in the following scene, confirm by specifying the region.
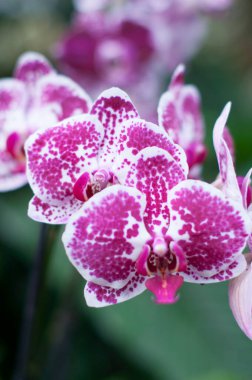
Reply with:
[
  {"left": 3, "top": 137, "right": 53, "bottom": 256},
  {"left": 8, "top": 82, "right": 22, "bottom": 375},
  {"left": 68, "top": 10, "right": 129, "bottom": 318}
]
[
  {"left": 213, "top": 102, "right": 252, "bottom": 226},
  {"left": 158, "top": 64, "right": 207, "bottom": 178},
  {"left": 62, "top": 139, "right": 250, "bottom": 307},
  {"left": 25, "top": 88, "right": 187, "bottom": 224},
  {"left": 212, "top": 103, "right": 252, "bottom": 339},
  {"left": 55, "top": 12, "right": 154, "bottom": 92},
  {"left": 0, "top": 52, "right": 91, "bottom": 192}
]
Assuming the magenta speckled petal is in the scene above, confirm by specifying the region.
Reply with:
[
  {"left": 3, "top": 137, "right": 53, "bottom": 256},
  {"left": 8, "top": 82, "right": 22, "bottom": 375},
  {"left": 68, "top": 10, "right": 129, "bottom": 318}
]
[
  {"left": 25, "top": 114, "right": 103, "bottom": 206},
  {"left": 14, "top": 52, "right": 54, "bottom": 85},
  {"left": 90, "top": 87, "right": 139, "bottom": 166},
  {"left": 113, "top": 118, "right": 188, "bottom": 182},
  {"left": 125, "top": 147, "right": 187, "bottom": 235},
  {"left": 158, "top": 65, "right": 205, "bottom": 176},
  {"left": 28, "top": 74, "right": 92, "bottom": 132},
  {"left": 158, "top": 67, "right": 204, "bottom": 148},
  {"left": 168, "top": 180, "right": 250, "bottom": 282},
  {"left": 28, "top": 195, "right": 83, "bottom": 224},
  {"left": 213, "top": 103, "right": 242, "bottom": 203},
  {"left": 229, "top": 254, "right": 252, "bottom": 340},
  {"left": 84, "top": 275, "right": 146, "bottom": 307},
  {"left": 158, "top": 91, "right": 180, "bottom": 142},
  {"left": 62, "top": 185, "right": 150, "bottom": 288}
]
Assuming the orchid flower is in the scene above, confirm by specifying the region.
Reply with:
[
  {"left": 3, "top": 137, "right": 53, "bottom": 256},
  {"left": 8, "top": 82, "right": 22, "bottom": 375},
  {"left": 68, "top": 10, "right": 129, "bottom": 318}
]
[
  {"left": 55, "top": 0, "right": 232, "bottom": 120},
  {"left": 158, "top": 64, "right": 206, "bottom": 178},
  {"left": 25, "top": 87, "right": 187, "bottom": 224},
  {"left": 0, "top": 52, "right": 91, "bottom": 192},
  {"left": 62, "top": 139, "right": 250, "bottom": 307},
  {"left": 213, "top": 102, "right": 252, "bottom": 244},
  {"left": 213, "top": 103, "right": 252, "bottom": 339}
]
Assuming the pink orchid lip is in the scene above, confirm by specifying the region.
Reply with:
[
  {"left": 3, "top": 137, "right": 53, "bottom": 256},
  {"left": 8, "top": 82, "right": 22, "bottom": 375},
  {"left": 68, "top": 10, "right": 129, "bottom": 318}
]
[
  {"left": 73, "top": 169, "right": 114, "bottom": 202},
  {"left": 136, "top": 237, "right": 187, "bottom": 304},
  {"left": 6, "top": 132, "right": 26, "bottom": 161},
  {"left": 145, "top": 274, "right": 184, "bottom": 304}
]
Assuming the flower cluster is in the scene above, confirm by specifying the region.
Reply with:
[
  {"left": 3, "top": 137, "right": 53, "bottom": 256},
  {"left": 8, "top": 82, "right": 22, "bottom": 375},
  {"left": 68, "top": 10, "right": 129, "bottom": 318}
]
[
  {"left": 23, "top": 66, "right": 251, "bottom": 313},
  {"left": 0, "top": 52, "right": 91, "bottom": 191},
  {"left": 55, "top": 0, "right": 232, "bottom": 119}
]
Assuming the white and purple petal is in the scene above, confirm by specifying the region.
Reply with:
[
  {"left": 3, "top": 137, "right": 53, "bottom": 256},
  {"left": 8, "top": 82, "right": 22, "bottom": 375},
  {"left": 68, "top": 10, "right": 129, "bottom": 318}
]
[
  {"left": 28, "top": 195, "right": 83, "bottom": 224},
  {"left": 0, "top": 79, "right": 27, "bottom": 137},
  {"left": 27, "top": 74, "right": 92, "bottom": 133},
  {"left": 229, "top": 253, "right": 252, "bottom": 340},
  {"left": 62, "top": 185, "right": 150, "bottom": 288},
  {"left": 14, "top": 52, "right": 54, "bottom": 86},
  {"left": 213, "top": 103, "right": 242, "bottom": 203},
  {"left": 25, "top": 114, "right": 103, "bottom": 205},
  {"left": 84, "top": 274, "right": 146, "bottom": 307},
  {"left": 124, "top": 147, "right": 187, "bottom": 235},
  {"left": 168, "top": 180, "right": 250, "bottom": 282},
  {"left": 113, "top": 118, "right": 188, "bottom": 182},
  {"left": 90, "top": 87, "right": 139, "bottom": 165}
]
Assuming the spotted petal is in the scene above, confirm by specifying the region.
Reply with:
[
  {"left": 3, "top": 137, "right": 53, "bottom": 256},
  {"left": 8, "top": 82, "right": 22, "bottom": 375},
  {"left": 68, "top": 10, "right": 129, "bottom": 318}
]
[
  {"left": 14, "top": 51, "right": 54, "bottom": 86},
  {"left": 27, "top": 74, "right": 92, "bottom": 133},
  {"left": 62, "top": 185, "right": 150, "bottom": 289},
  {"left": 84, "top": 274, "right": 146, "bottom": 307},
  {"left": 213, "top": 103, "right": 242, "bottom": 203},
  {"left": 28, "top": 195, "right": 83, "bottom": 224},
  {"left": 25, "top": 114, "right": 103, "bottom": 206},
  {"left": 168, "top": 180, "right": 250, "bottom": 283},
  {"left": 90, "top": 87, "right": 139, "bottom": 166},
  {"left": 125, "top": 147, "right": 187, "bottom": 236},
  {"left": 158, "top": 65, "right": 204, "bottom": 147},
  {"left": 113, "top": 118, "right": 188, "bottom": 183}
]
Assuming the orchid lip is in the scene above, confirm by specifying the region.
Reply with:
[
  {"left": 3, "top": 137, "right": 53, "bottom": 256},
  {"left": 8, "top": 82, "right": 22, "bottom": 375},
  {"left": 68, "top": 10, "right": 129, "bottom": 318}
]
[
  {"left": 73, "top": 169, "right": 114, "bottom": 202},
  {"left": 6, "top": 132, "right": 26, "bottom": 161},
  {"left": 136, "top": 237, "right": 187, "bottom": 303}
]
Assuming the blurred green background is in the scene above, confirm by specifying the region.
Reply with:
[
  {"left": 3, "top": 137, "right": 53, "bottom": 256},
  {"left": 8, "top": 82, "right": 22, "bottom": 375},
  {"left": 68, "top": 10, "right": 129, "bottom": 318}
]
[{"left": 0, "top": 1, "right": 252, "bottom": 379}]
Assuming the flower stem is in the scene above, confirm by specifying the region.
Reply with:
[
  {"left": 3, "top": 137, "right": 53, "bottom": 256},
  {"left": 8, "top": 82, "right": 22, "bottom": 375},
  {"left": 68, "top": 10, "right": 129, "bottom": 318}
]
[{"left": 12, "top": 223, "right": 57, "bottom": 380}]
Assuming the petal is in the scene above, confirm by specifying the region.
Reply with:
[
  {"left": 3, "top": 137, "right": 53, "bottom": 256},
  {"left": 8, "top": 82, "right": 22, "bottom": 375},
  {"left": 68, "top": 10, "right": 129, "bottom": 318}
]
[
  {"left": 158, "top": 91, "right": 180, "bottom": 143},
  {"left": 90, "top": 87, "right": 139, "bottom": 165},
  {"left": 84, "top": 274, "right": 146, "bottom": 307},
  {"left": 14, "top": 52, "right": 54, "bottom": 85},
  {"left": 213, "top": 103, "right": 242, "bottom": 203},
  {"left": 168, "top": 180, "right": 250, "bottom": 282},
  {"left": 229, "top": 254, "right": 252, "bottom": 340},
  {"left": 0, "top": 151, "right": 27, "bottom": 191},
  {"left": 168, "top": 64, "right": 185, "bottom": 89},
  {"left": 25, "top": 114, "right": 103, "bottom": 205},
  {"left": 62, "top": 185, "right": 150, "bottom": 288},
  {"left": 0, "top": 79, "right": 27, "bottom": 136},
  {"left": 113, "top": 118, "right": 188, "bottom": 183},
  {"left": 27, "top": 74, "right": 92, "bottom": 132},
  {"left": 28, "top": 195, "right": 82, "bottom": 224},
  {"left": 158, "top": 69, "right": 204, "bottom": 147},
  {"left": 124, "top": 147, "right": 187, "bottom": 236},
  {"left": 241, "top": 169, "right": 252, "bottom": 209}
]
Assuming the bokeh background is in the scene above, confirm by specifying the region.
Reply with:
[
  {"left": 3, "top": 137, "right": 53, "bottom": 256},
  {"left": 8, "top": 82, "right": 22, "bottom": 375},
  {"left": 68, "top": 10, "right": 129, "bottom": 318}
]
[{"left": 0, "top": 1, "right": 252, "bottom": 379}]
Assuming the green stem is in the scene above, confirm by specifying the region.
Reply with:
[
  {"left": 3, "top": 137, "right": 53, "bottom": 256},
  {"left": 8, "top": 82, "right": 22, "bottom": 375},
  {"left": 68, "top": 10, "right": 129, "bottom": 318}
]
[{"left": 12, "top": 224, "right": 59, "bottom": 380}]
